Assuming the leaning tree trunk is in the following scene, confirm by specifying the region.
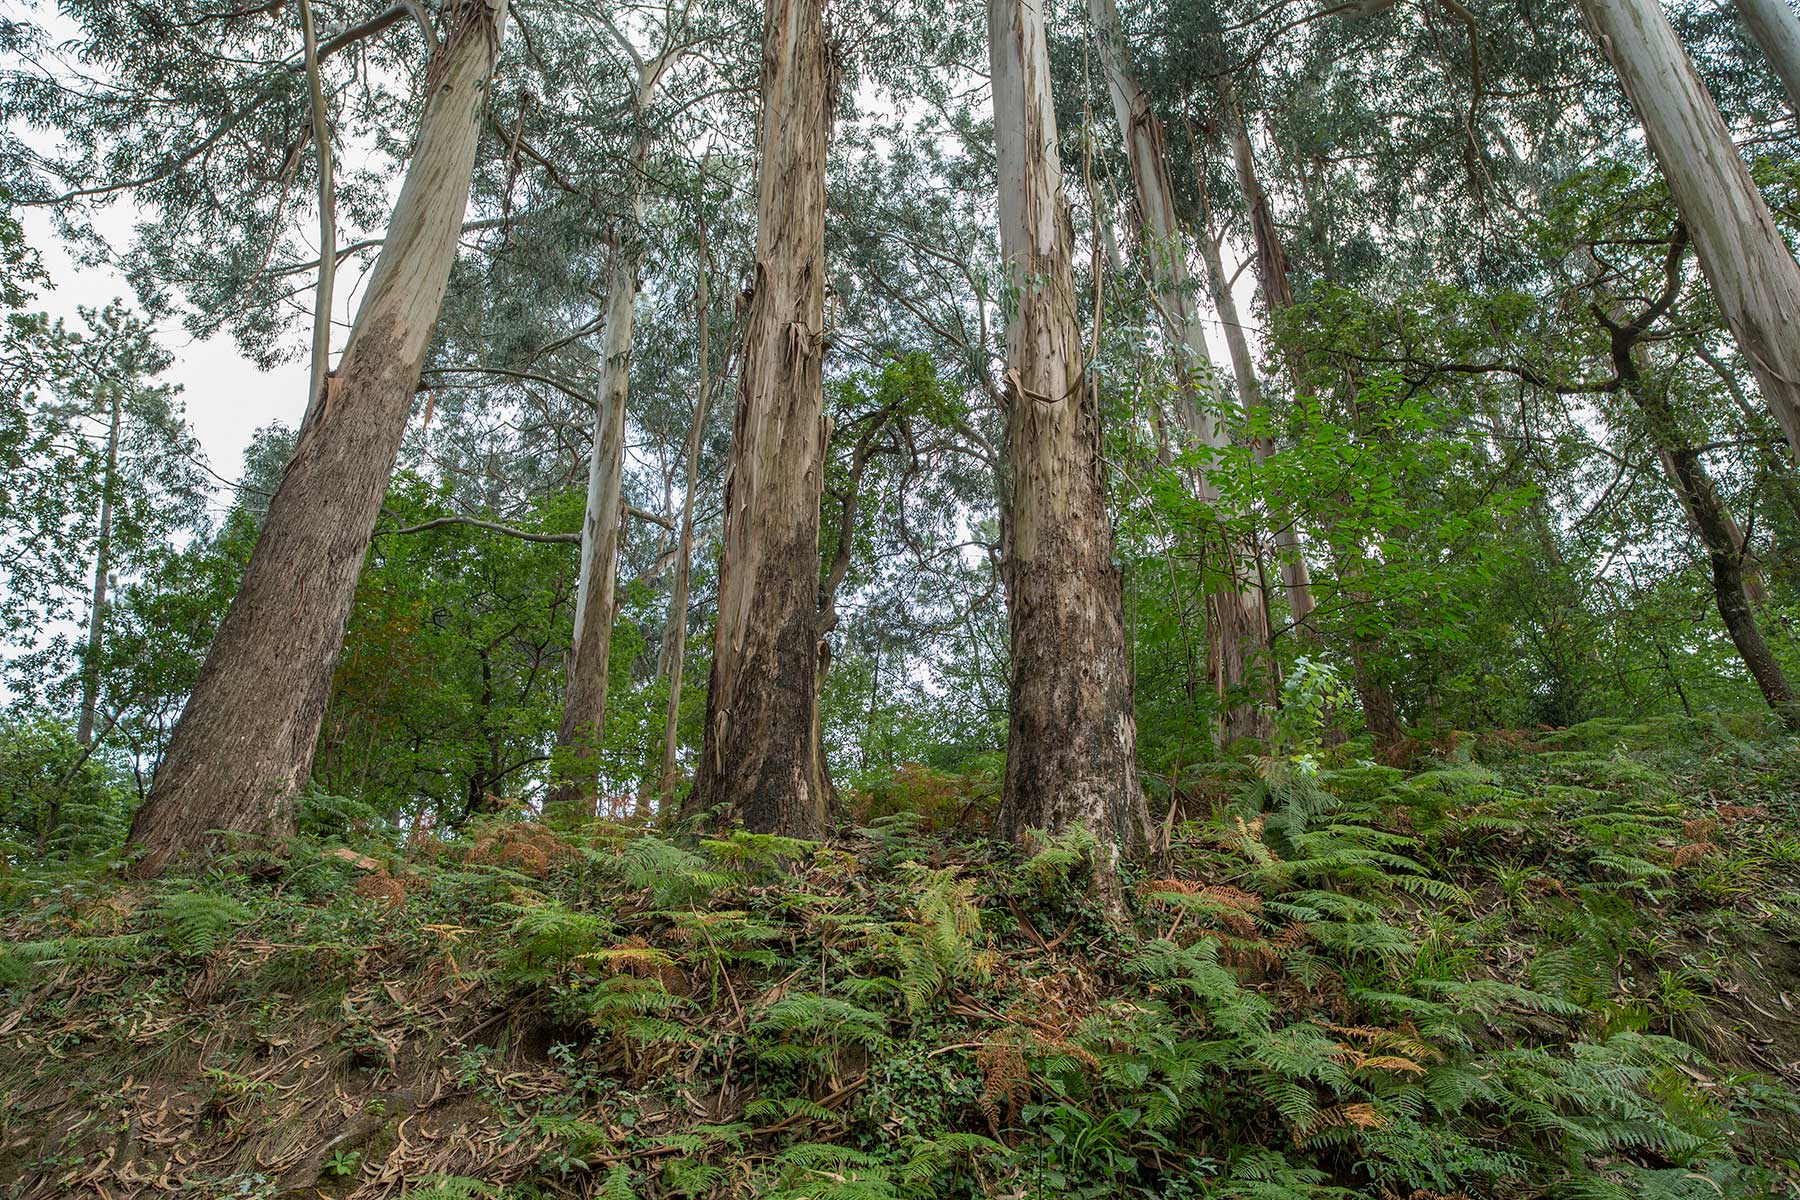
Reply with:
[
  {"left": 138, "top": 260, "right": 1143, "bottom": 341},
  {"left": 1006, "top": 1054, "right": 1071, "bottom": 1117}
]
[
  {"left": 1732, "top": 0, "right": 1800, "bottom": 116},
  {"left": 1195, "top": 217, "right": 1317, "bottom": 642},
  {"left": 692, "top": 0, "right": 834, "bottom": 837},
  {"left": 547, "top": 231, "right": 638, "bottom": 812},
  {"left": 1578, "top": 0, "right": 1800, "bottom": 465},
  {"left": 127, "top": 0, "right": 508, "bottom": 876},
  {"left": 1619, "top": 345, "right": 1798, "bottom": 726},
  {"left": 1661, "top": 442, "right": 1796, "bottom": 724},
  {"left": 76, "top": 386, "right": 122, "bottom": 748},
  {"left": 989, "top": 0, "right": 1150, "bottom": 872},
  {"left": 1216, "top": 83, "right": 1319, "bottom": 633},
  {"left": 1087, "top": 0, "right": 1270, "bottom": 742},
  {"left": 1658, "top": 452, "right": 1771, "bottom": 608}
]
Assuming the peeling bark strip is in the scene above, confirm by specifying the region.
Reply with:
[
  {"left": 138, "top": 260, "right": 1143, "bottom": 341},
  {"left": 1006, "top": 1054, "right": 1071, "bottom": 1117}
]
[
  {"left": 693, "top": 0, "right": 834, "bottom": 836},
  {"left": 1578, "top": 0, "right": 1800, "bottom": 467},
  {"left": 988, "top": 0, "right": 1150, "bottom": 865},
  {"left": 127, "top": 0, "right": 508, "bottom": 876}
]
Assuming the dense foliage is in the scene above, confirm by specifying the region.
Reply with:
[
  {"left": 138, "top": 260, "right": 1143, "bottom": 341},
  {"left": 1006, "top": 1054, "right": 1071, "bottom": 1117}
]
[{"left": 4, "top": 0, "right": 1800, "bottom": 1191}]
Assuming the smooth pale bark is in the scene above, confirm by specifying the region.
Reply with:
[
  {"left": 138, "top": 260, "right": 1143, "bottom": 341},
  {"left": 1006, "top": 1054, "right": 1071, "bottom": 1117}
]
[
  {"left": 1223, "top": 79, "right": 1400, "bottom": 742},
  {"left": 127, "top": 0, "right": 507, "bottom": 875},
  {"left": 1215, "top": 88, "right": 1319, "bottom": 634},
  {"left": 546, "top": 238, "right": 637, "bottom": 811},
  {"left": 1733, "top": 0, "right": 1800, "bottom": 115},
  {"left": 989, "top": 0, "right": 1150, "bottom": 870},
  {"left": 76, "top": 388, "right": 122, "bottom": 747},
  {"left": 298, "top": 0, "right": 336, "bottom": 417},
  {"left": 1088, "top": 0, "right": 1270, "bottom": 741},
  {"left": 658, "top": 220, "right": 713, "bottom": 809},
  {"left": 1578, "top": 0, "right": 1800, "bottom": 464},
  {"left": 549, "top": 32, "right": 687, "bottom": 813},
  {"left": 693, "top": 0, "right": 833, "bottom": 836}
]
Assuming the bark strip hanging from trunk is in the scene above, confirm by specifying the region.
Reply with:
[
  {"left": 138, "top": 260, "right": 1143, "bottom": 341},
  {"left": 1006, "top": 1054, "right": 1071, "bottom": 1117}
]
[
  {"left": 1578, "top": 0, "right": 1800, "bottom": 465},
  {"left": 989, "top": 0, "right": 1150, "bottom": 874},
  {"left": 693, "top": 0, "right": 835, "bottom": 837},
  {"left": 127, "top": 0, "right": 508, "bottom": 876}
]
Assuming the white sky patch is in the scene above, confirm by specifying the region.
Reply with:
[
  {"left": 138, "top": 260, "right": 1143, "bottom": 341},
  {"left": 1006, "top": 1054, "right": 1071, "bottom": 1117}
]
[{"left": 17, "top": 204, "right": 310, "bottom": 508}]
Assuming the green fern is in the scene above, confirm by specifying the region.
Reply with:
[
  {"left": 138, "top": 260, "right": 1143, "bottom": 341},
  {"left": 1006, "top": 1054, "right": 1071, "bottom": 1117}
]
[
  {"left": 893, "top": 865, "right": 988, "bottom": 1012},
  {"left": 153, "top": 890, "right": 251, "bottom": 957}
]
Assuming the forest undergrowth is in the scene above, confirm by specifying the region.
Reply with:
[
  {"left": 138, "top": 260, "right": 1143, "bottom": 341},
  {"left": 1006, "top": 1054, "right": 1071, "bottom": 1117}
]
[{"left": 3, "top": 714, "right": 1800, "bottom": 1200}]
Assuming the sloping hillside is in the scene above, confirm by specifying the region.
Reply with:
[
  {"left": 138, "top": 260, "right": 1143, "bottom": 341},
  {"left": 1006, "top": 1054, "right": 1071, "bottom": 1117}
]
[{"left": 4, "top": 716, "right": 1799, "bottom": 1199}]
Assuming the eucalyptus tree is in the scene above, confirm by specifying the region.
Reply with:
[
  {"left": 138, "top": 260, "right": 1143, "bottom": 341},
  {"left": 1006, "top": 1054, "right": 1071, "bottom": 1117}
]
[
  {"left": 547, "top": 0, "right": 703, "bottom": 812},
  {"left": 1087, "top": 0, "right": 1272, "bottom": 741},
  {"left": 987, "top": 0, "right": 1150, "bottom": 872},
  {"left": 693, "top": 0, "right": 837, "bottom": 835},
  {"left": 104, "top": 0, "right": 512, "bottom": 873},
  {"left": 1576, "top": 0, "right": 1800, "bottom": 467},
  {"left": 1730, "top": 0, "right": 1800, "bottom": 115},
  {"left": 0, "top": 296, "right": 207, "bottom": 734}
]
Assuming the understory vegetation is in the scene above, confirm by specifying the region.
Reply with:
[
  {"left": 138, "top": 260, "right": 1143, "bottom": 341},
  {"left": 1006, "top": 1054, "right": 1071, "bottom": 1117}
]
[{"left": 4, "top": 716, "right": 1799, "bottom": 1199}]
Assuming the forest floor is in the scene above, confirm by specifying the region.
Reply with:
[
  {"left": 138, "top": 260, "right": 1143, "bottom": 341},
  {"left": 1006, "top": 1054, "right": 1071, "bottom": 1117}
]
[{"left": 3, "top": 716, "right": 1800, "bottom": 1200}]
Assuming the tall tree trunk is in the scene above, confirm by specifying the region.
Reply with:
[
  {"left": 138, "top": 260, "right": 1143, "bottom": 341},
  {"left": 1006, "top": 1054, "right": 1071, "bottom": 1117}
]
[
  {"left": 658, "top": 217, "right": 714, "bottom": 810},
  {"left": 1578, "top": 0, "right": 1800, "bottom": 464},
  {"left": 1195, "top": 214, "right": 1318, "bottom": 639},
  {"left": 1088, "top": 0, "right": 1269, "bottom": 740},
  {"left": 1615, "top": 336, "right": 1799, "bottom": 725},
  {"left": 76, "top": 387, "right": 122, "bottom": 747},
  {"left": 1222, "top": 79, "right": 1400, "bottom": 742},
  {"left": 547, "top": 231, "right": 638, "bottom": 812},
  {"left": 553, "top": 27, "right": 688, "bottom": 814},
  {"left": 126, "top": 0, "right": 508, "bottom": 876},
  {"left": 1216, "top": 86, "right": 1319, "bottom": 634},
  {"left": 693, "top": 0, "right": 834, "bottom": 836},
  {"left": 989, "top": 0, "right": 1150, "bottom": 873},
  {"left": 1733, "top": 0, "right": 1800, "bottom": 115}
]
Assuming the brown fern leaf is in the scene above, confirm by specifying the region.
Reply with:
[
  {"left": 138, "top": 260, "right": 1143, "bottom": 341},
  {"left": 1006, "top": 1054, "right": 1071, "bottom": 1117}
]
[
  {"left": 1681, "top": 818, "right": 1717, "bottom": 843},
  {"left": 1672, "top": 841, "right": 1718, "bottom": 869},
  {"left": 1296, "top": 1101, "right": 1388, "bottom": 1142},
  {"left": 975, "top": 1040, "right": 1030, "bottom": 1127}
]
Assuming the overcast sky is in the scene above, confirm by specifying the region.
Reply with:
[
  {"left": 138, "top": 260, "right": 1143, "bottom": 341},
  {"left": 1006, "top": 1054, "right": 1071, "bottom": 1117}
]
[{"left": 18, "top": 205, "right": 311, "bottom": 513}]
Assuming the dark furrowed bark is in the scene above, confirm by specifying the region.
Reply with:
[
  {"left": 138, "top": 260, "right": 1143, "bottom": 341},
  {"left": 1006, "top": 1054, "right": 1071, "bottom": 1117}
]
[
  {"left": 693, "top": 0, "right": 833, "bottom": 837},
  {"left": 989, "top": 0, "right": 1150, "bottom": 884}
]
